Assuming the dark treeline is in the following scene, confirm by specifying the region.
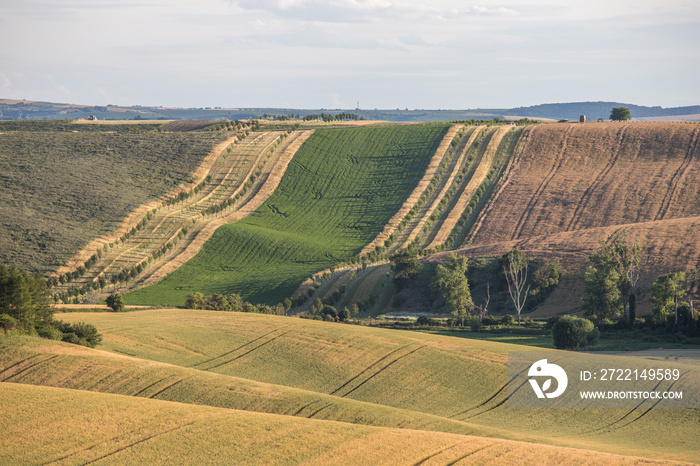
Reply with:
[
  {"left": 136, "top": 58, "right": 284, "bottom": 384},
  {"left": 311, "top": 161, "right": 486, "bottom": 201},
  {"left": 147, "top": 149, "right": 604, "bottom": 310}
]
[{"left": 0, "top": 264, "right": 101, "bottom": 347}]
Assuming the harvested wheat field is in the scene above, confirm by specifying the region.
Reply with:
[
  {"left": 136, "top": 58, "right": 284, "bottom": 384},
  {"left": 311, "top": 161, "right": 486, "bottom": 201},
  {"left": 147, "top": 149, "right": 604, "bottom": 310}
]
[{"left": 470, "top": 122, "right": 700, "bottom": 245}]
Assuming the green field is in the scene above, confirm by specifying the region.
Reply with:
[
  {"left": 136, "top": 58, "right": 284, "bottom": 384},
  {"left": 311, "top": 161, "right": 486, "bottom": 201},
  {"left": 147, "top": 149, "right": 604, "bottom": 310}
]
[
  {"left": 0, "top": 121, "right": 227, "bottom": 273},
  {"left": 126, "top": 125, "right": 449, "bottom": 305},
  {"left": 42, "top": 309, "right": 700, "bottom": 463}
]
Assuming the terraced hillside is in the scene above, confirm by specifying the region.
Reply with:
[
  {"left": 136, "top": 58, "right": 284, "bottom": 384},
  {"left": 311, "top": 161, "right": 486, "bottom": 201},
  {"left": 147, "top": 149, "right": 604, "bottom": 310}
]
[
  {"left": 0, "top": 121, "right": 228, "bottom": 273},
  {"left": 125, "top": 124, "right": 450, "bottom": 306},
  {"left": 11, "top": 309, "right": 689, "bottom": 463},
  {"left": 52, "top": 129, "right": 312, "bottom": 302}
]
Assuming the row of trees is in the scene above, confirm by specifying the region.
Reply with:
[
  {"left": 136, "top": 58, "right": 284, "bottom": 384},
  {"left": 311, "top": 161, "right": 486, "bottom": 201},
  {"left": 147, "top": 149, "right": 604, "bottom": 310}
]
[
  {"left": 392, "top": 248, "right": 559, "bottom": 327},
  {"left": 582, "top": 230, "right": 698, "bottom": 333}
]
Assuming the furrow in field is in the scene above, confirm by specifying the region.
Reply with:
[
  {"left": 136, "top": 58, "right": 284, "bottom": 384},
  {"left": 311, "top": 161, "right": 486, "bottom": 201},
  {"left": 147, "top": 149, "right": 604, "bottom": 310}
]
[
  {"left": 138, "top": 130, "right": 313, "bottom": 286},
  {"left": 359, "top": 125, "right": 461, "bottom": 257},
  {"left": 565, "top": 124, "right": 631, "bottom": 231},
  {"left": 391, "top": 126, "right": 474, "bottom": 251},
  {"left": 438, "top": 125, "right": 514, "bottom": 249},
  {"left": 511, "top": 124, "right": 574, "bottom": 240},
  {"left": 655, "top": 125, "right": 700, "bottom": 220},
  {"left": 467, "top": 126, "right": 533, "bottom": 243}
]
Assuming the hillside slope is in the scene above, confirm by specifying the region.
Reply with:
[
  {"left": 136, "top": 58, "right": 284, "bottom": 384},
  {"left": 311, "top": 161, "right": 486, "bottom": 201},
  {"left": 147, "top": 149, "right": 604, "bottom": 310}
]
[
  {"left": 470, "top": 122, "right": 700, "bottom": 246},
  {"left": 126, "top": 125, "right": 449, "bottom": 305},
  {"left": 3, "top": 383, "right": 671, "bottom": 465},
  {"left": 0, "top": 122, "right": 227, "bottom": 273},
  {"left": 54, "top": 310, "right": 700, "bottom": 462}
]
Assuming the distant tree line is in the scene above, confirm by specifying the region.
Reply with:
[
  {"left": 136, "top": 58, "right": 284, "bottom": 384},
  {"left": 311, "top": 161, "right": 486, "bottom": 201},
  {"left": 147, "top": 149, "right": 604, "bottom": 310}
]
[{"left": 0, "top": 264, "right": 101, "bottom": 347}]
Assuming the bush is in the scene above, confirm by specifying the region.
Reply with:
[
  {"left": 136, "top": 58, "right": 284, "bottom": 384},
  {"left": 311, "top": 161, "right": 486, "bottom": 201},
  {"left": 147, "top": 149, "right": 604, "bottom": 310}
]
[
  {"left": 470, "top": 318, "right": 482, "bottom": 332},
  {"left": 338, "top": 307, "right": 351, "bottom": 322},
  {"left": 481, "top": 315, "right": 499, "bottom": 326},
  {"left": 0, "top": 313, "right": 19, "bottom": 334},
  {"left": 416, "top": 315, "right": 437, "bottom": 326},
  {"left": 37, "top": 325, "right": 63, "bottom": 340},
  {"left": 552, "top": 315, "right": 598, "bottom": 349},
  {"left": 501, "top": 315, "right": 515, "bottom": 326},
  {"left": 544, "top": 315, "right": 560, "bottom": 330},
  {"left": 56, "top": 321, "right": 102, "bottom": 348}
]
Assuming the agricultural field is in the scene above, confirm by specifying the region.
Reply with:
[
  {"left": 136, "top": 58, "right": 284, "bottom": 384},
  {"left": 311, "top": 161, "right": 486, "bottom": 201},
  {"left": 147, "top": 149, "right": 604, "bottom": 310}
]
[
  {"left": 470, "top": 122, "right": 700, "bottom": 244},
  {"left": 0, "top": 120, "right": 228, "bottom": 273},
  {"left": 125, "top": 124, "right": 449, "bottom": 305},
  {"left": 5, "top": 383, "right": 668, "bottom": 465},
  {"left": 306, "top": 122, "right": 700, "bottom": 318},
  {"left": 1, "top": 309, "right": 687, "bottom": 463},
  {"left": 50, "top": 127, "right": 313, "bottom": 303}
]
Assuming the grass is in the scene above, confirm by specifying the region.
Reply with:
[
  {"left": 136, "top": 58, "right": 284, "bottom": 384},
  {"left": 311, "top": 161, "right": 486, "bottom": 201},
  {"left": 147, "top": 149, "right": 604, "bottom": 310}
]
[
  {"left": 3, "top": 383, "right": 663, "bottom": 465},
  {"left": 126, "top": 124, "right": 449, "bottom": 305},
  {"left": 0, "top": 121, "right": 227, "bottom": 273},
  {"left": 51, "top": 309, "right": 700, "bottom": 462}
]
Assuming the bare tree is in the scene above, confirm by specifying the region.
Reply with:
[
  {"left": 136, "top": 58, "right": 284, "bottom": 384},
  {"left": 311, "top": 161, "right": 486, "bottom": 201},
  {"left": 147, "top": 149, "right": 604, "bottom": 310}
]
[
  {"left": 503, "top": 249, "right": 530, "bottom": 325},
  {"left": 476, "top": 283, "right": 490, "bottom": 322}
]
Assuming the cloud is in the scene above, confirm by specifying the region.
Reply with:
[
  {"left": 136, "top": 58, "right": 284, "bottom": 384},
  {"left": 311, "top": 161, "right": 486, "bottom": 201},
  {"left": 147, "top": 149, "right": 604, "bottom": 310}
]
[
  {"left": 0, "top": 72, "right": 11, "bottom": 90},
  {"left": 229, "top": 0, "right": 520, "bottom": 23},
  {"left": 232, "top": 0, "right": 402, "bottom": 23}
]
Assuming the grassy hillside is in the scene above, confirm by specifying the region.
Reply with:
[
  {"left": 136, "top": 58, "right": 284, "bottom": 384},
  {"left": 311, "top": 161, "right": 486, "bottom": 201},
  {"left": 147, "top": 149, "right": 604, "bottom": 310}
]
[
  {"left": 51, "top": 129, "right": 311, "bottom": 303},
  {"left": 126, "top": 124, "right": 449, "bottom": 305},
  {"left": 4, "top": 383, "right": 666, "bottom": 465},
  {"left": 0, "top": 121, "right": 227, "bottom": 273},
  {"left": 54, "top": 310, "right": 700, "bottom": 462}
]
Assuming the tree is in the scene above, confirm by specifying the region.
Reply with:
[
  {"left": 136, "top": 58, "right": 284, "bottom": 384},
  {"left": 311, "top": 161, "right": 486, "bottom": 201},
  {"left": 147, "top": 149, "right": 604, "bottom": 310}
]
[
  {"left": 105, "top": 293, "right": 124, "bottom": 312},
  {"left": 652, "top": 272, "right": 686, "bottom": 325},
  {"left": 582, "top": 266, "right": 621, "bottom": 321},
  {"left": 502, "top": 249, "right": 530, "bottom": 325},
  {"left": 552, "top": 315, "right": 599, "bottom": 349},
  {"left": 185, "top": 292, "right": 205, "bottom": 309},
  {"left": 433, "top": 254, "right": 473, "bottom": 326},
  {"left": 390, "top": 249, "right": 423, "bottom": 289},
  {"left": 0, "top": 264, "right": 52, "bottom": 327},
  {"left": 610, "top": 106, "right": 631, "bottom": 121},
  {"left": 584, "top": 230, "right": 641, "bottom": 323}
]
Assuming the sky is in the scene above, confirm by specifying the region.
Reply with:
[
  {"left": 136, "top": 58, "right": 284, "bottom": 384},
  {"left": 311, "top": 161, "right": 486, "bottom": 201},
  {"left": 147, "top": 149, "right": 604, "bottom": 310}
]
[{"left": 1, "top": 0, "right": 699, "bottom": 109}]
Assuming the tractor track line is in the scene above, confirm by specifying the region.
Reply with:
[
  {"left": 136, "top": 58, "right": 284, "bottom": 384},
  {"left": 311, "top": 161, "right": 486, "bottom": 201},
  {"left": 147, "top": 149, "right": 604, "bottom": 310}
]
[
  {"left": 191, "top": 328, "right": 281, "bottom": 368},
  {"left": 655, "top": 126, "right": 700, "bottom": 221},
  {"left": 204, "top": 330, "right": 293, "bottom": 371},
  {"left": 330, "top": 344, "right": 417, "bottom": 396},
  {"left": 340, "top": 345, "right": 425, "bottom": 398},
  {"left": 511, "top": 125, "right": 574, "bottom": 240},
  {"left": 566, "top": 124, "right": 631, "bottom": 231}
]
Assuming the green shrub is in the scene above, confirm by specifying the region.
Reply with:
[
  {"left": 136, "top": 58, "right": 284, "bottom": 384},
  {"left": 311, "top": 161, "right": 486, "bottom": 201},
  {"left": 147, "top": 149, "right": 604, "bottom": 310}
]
[
  {"left": 37, "top": 325, "right": 63, "bottom": 340},
  {"left": 500, "top": 315, "right": 515, "bottom": 326},
  {"left": 0, "top": 314, "right": 20, "bottom": 334},
  {"left": 552, "top": 315, "right": 599, "bottom": 349},
  {"left": 56, "top": 321, "right": 102, "bottom": 348},
  {"left": 470, "top": 318, "right": 482, "bottom": 332}
]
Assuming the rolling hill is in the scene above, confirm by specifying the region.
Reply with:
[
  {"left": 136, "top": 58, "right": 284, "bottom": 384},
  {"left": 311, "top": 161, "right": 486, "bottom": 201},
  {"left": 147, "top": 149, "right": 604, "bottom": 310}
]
[
  {"left": 2, "top": 309, "right": 691, "bottom": 463},
  {"left": 125, "top": 124, "right": 449, "bottom": 305}
]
